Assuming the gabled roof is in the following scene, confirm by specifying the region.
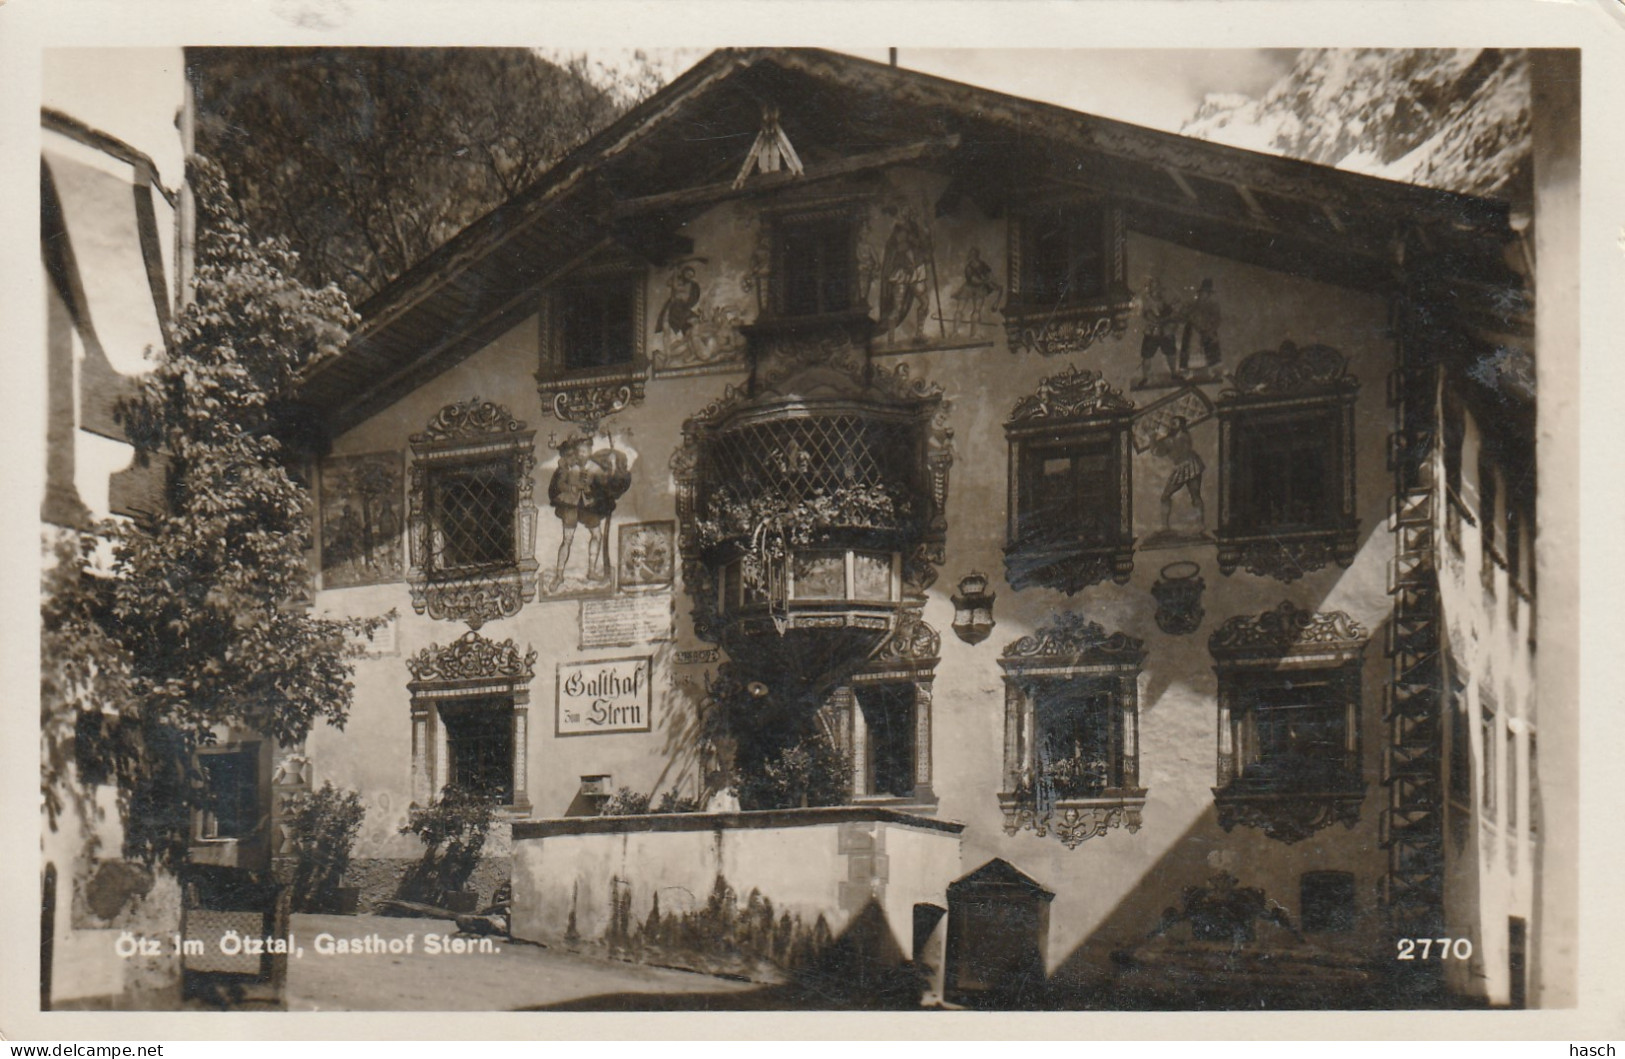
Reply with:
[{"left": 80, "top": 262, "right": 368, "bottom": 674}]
[
  {"left": 948, "top": 858, "right": 1054, "bottom": 900},
  {"left": 300, "top": 47, "right": 1527, "bottom": 435}
]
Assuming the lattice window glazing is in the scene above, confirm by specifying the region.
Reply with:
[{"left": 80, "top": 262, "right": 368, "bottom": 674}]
[
  {"left": 441, "top": 697, "right": 515, "bottom": 803},
  {"left": 700, "top": 413, "right": 923, "bottom": 538},
  {"left": 428, "top": 461, "right": 518, "bottom": 573}
]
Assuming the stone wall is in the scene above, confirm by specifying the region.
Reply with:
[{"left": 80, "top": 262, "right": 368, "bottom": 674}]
[{"left": 510, "top": 808, "right": 963, "bottom": 986}]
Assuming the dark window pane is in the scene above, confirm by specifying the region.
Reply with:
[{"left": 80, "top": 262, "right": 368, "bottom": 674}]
[
  {"left": 1243, "top": 680, "right": 1346, "bottom": 788},
  {"left": 1019, "top": 435, "right": 1119, "bottom": 547},
  {"left": 201, "top": 750, "right": 258, "bottom": 840},
  {"left": 860, "top": 683, "right": 916, "bottom": 798},
  {"left": 1036, "top": 683, "right": 1115, "bottom": 794},
  {"left": 1235, "top": 411, "right": 1337, "bottom": 531},
  {"left": 777, "top": 215, "right": 854, "bottom": 316},
  {"left": 1021, "top": 204, "right": 1105, "bottom": 305},
  {"left": 431, "top": 462, "right": 517, "bottom": 571},
  {"left": 442, "top": 699, "right": 514, "bottom": 803},
  {"left": 560, "top": 281, "right": 635, "bottom": 370}
]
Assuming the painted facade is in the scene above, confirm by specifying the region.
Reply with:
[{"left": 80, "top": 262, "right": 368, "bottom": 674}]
[{"left": 293, "top": 49, "right": 1550, "bottom": 1008}]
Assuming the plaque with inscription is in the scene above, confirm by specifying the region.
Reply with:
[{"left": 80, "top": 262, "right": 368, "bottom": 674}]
[{"left": 579, "top": 593, "right": 674, "bottom": 649}]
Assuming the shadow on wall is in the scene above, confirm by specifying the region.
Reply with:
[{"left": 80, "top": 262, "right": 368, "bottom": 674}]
[
  {"left": 523, "top": 898, "right": 923, "bottom": 1011},
  {"left": 1034, "top": 801, "right": 1437, "bottom": 1011}
]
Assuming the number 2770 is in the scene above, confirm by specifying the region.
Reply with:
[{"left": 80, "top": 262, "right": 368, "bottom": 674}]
[{"left": 1396, "top": 938, "right": 1473, "bottom": 960}]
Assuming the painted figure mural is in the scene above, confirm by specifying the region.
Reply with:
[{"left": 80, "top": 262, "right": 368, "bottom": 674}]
[
  {"left": 949, "top": 246, "right": 1002, "bottom": 338},
  {"left": 1138, "top": 276, "right": 1181, "bottom": 386},
  {"left": 652, "top": 259, "right": 747, "bottom": 372},
  {"left": 1154, "top": 415, "right": 1207, "bottom": 534},
  {"left": 655, "top": 264, "right": 701, "bottom": 349},
  {"left": 547, "top": 434, "right": 633, "bottom": 590},
  {"left": 879, "top": 207, "right": 934, "bottom": 346},
  {"left": 1180, "top": 277, "right": 1222, "bottom": 374},
  {"left": 320, "top": 452, "right": 405, "bottom": 588}
]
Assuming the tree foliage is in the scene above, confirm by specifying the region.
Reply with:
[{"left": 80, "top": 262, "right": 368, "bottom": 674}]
[
  {"left": 189, "top": 48, "right": 644, "bottom": 302},
  {"left": 79, "top": 156, "right": 381, "bottom": 867}
]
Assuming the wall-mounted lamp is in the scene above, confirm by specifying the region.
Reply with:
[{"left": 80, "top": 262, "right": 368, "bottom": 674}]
[{"left": 951, "top": 572, "right": 997, "bottom": 645}]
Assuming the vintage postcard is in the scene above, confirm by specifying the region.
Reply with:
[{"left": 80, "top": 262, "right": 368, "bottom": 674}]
[{"left": 5, "top": 0, "right": 1623, "bottom": 1042}]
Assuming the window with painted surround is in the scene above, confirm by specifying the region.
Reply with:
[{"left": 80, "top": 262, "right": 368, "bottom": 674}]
[
  {"left": 997, "top": 612, "right": 1146, "bottom": 848},
  {"left": 405, "top": 399, "right": 539, "bottom": 629},
  {"left": 1216, "top": 342, "right": 1359, "bottom": 582},
  {"left": 1208, "top": 602, "right": 1368, "bottom": 844},
  {"left": 1003, "top": 365, "right": 1136, "bottom": 595}
]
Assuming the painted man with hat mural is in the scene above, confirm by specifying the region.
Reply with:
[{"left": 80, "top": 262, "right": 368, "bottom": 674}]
[{"left": 548, "top": 434, "right": 633, "bottom": 590}]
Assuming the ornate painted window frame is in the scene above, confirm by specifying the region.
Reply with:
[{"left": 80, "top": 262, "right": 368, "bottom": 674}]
[
  {"left": 998, "top": 612, "right": 1147, "bottom": 848},
  {"left": 1215, "top": 341, "right": 1360, "bottom": 582},
  {"left": 827, "top": 611, "right": 940, "bottom": 807},
  {"left": 537, "top": 260, "right": 648, "bottom": 434},
  {"left": 1004, "top": 365, "right": 1136, "bottom": 594},
  {"left": 406, "top": 399, "right": 539, "bottom": 629},
  {"left": 1003, "top": 200, "right": 1133, "bottom": 357},
  {"left": 407, "top": 631, "right": 538, "bottom": 813},
  {"left": 1208, "top": 601, "right": 1368, "bottom": 844}
]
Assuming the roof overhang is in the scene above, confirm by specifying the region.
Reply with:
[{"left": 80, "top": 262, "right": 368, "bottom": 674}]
[{"left": 300, "top": 48, "right": 1529, "bottom": 436}]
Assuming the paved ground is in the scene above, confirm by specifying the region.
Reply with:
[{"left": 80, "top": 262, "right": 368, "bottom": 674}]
[{"left": 284, "top": 913, "right": 763, "bottom": 1011}]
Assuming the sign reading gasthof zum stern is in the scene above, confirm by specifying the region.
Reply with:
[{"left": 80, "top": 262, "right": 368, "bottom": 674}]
[{"left": 556, "top": 656, "right": 653, "bottom": 736}]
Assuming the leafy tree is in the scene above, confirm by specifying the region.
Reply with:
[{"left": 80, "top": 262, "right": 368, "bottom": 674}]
[
  {"left": 188, "top": 48, "right": 646, "bottom": 301},
  {"left": 92, "top": 156, "right": 380, "bottom": 867}
]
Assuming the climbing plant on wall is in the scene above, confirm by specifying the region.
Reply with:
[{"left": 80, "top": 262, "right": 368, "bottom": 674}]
[{"left": 59, "top": 156, "right": 384, "bottom": 869}]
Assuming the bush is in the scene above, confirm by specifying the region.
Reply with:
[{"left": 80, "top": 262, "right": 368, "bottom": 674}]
[
  {"left": 601, "top": 787, "right": 651, "bottom": 816},
  {"left": 397, "top": 786, "right": 495, "bottom": 904},
  {"left": 738, "top": 728, "right": 852, "bottom": 811},
  {"left": 655, "top": 789, "right": 702, "bottom": 814},
  {"left": 285, "top": 782, "right": 366, "bottom": 913}
]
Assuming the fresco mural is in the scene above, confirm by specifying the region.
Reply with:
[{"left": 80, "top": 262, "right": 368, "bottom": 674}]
[
  {"left": 618, "top": 520, "right": 677, "bottom": 590},
  {"left": 540, "top": 430, "right": 636, "bottom": 597},
  {"left": 651, "top": 256, "right": 749, "bottom": 375},
  {"left": 1134, "top": 386, "right": 1218, "bottom": 549},
  {"left": 320, "top": 451, "right": 405, "bottom": 588},
  {"left": 1135, "top": 274, "right": 1226, "bottom": 390}
]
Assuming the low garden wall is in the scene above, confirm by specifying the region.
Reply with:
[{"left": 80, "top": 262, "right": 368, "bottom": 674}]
[{"left": 510, "top": 807, "right": 964, "bottom": 988}]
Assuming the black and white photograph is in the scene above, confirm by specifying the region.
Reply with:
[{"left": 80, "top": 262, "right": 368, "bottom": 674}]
[{"left": 11, "top": 0, "right": 1622, "bottom": 1040}]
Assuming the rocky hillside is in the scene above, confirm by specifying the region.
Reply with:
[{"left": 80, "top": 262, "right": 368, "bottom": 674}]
[{"left": 1181, "top": 49, "right": 1530, "bottom": 204}]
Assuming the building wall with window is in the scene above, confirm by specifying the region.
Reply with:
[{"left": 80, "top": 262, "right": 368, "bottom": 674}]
[
  {"left": 295, "top": 49, "right": 1541, "bottom": 1004},
  {"left": 1437, "top": 388, "right": 1537, "bottom": 1007},
  {"left": 39, "top": 51, "right": 190, "bottom": 1010},
  {"left": 307, "top": 159, "right": 1407, "bottom": 984}
]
